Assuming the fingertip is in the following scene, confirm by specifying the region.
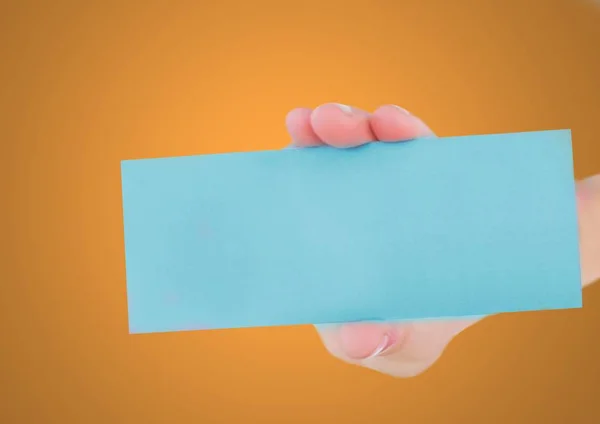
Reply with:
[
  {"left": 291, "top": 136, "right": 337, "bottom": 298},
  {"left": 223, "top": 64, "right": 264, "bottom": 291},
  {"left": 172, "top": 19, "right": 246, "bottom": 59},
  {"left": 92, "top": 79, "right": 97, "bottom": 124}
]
[
  {"left": 285, "top": 107, "right": 323, "bottom": 147},
  {"left": 371, "top": 105, "right": 434, "bottom": 142},
  {"left": 285, "top": 107, "right": 307, "bottom": 124},
  {"left": 310, "top": 103, "right": 376, "bottom": 148},
  {"left": 338, "top": 323, "right": 403, "bottom": 360}
]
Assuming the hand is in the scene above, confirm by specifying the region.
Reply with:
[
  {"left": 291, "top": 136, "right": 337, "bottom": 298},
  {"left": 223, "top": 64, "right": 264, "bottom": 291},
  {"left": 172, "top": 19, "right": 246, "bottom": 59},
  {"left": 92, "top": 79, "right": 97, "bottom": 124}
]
[{"left": 285, "top": 103, "right": 600, "bottom": 377}]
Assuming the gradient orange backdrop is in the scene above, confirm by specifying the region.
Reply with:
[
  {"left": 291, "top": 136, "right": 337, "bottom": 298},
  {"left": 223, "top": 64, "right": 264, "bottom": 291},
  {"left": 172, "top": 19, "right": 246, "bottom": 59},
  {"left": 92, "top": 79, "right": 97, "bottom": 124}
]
[{"left": 2, "top": 0, "right": 600, "bottom": 423}]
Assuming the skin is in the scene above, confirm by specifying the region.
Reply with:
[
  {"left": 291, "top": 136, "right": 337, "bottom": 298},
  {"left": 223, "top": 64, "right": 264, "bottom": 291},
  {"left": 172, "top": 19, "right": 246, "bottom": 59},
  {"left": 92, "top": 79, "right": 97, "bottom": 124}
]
[{"left": 285, "top": 103, "right": 600, "bottom": 378}]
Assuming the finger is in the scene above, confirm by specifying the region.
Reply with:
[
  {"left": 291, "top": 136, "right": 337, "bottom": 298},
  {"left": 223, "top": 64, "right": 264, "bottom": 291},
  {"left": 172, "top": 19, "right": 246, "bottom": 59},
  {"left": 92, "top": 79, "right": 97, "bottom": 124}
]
[
  {"left": 317, "top": 174, "right": 600, "bottom": 378},
  {"left": 370, "top": 105, "right": 435, "bottom": 141},
  {"left": 309, "top": 103, "right": 376, "bottom": 148},
  {"left": 578, "top": 174, "right": 600, "bottom": 285},
  {"left": 285, "top": 107, "right": 323, "bottom": 147},
  {"left": 317, "top": 318, "right": 481, "bottom": 377}
]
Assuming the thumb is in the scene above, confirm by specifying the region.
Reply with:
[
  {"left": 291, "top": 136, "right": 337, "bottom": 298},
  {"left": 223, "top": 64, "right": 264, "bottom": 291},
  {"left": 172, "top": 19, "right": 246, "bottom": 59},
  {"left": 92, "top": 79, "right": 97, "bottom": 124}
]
[{"left": 316, "top": 174, "right": 600, "bottom": 377}]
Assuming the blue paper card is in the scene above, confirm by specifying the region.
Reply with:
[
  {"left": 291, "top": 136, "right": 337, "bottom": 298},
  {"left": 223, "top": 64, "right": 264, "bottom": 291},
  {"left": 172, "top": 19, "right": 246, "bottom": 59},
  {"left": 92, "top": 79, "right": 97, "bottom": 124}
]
[{"left": 121, "top": 130, "right": 581, "bottom": 334}]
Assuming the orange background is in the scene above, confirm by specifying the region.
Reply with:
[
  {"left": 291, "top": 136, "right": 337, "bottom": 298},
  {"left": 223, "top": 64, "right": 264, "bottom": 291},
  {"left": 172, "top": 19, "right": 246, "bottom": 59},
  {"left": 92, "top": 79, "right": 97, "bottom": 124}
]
[{"left": 2, "top": 0, "right": 600, "bottom": 423}]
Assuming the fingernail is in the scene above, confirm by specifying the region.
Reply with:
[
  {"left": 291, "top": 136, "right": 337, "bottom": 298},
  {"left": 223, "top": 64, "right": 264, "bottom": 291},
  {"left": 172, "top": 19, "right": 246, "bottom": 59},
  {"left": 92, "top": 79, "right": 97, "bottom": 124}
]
[
  {"left": 333, "top": 103, "right": 353, "bottom": 115},
  {"left": 365, "top": 331, "right": 398, "bottom": 359},
  {"left": 391, "top": 105, "right": 411, "bottom": 115}
]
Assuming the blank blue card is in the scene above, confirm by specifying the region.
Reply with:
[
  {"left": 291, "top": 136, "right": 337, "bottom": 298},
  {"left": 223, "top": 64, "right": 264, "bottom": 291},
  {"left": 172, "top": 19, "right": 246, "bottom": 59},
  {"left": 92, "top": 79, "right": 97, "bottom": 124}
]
[{"left": 121, "top": 130, "right": 582, "bottom": 334}]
